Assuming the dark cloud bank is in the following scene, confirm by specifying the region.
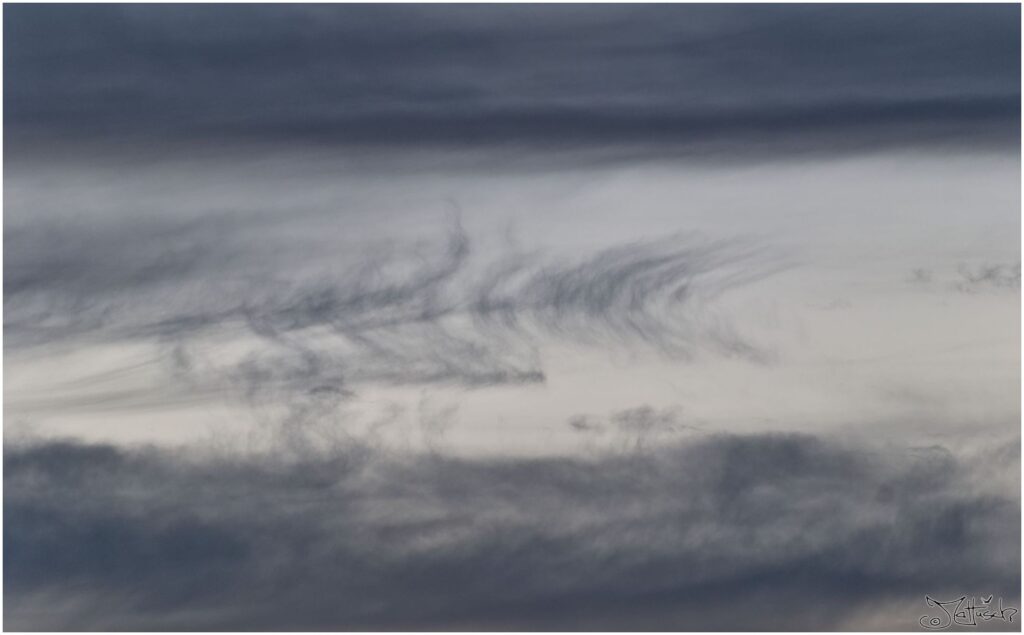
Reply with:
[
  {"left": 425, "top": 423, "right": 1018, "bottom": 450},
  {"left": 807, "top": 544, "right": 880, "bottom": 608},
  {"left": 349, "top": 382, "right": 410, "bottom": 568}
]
[
  {"left": 4, "top": 4, "right": 1019, "bottom": 161},
  {"left": 6, "top": 430, "right": 1019, "bottom": 631}
]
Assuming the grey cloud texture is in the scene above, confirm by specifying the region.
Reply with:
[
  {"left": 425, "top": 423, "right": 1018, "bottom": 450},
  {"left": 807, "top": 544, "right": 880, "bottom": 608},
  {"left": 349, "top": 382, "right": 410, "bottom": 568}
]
[
  {"left": 4, "top": 6, "right": 1019, "bottom": 631},
  {"left": 6, "top": 214, "right": 782, "bottom": 405},
  {"left": 955, "top": 263, "right": 1023, "bottom": 293},
  {"left": 5, "top": 4, "right": 1019, "bottom": 158},
  {"left": 907, "top": 263, "right": 1022, "bottom": 293},
  {"left": 567, "top": 405, "right": 697, "bottom": 453},
  {"left": 5, "top": 430, "right": 1019, "bottom": 630}
]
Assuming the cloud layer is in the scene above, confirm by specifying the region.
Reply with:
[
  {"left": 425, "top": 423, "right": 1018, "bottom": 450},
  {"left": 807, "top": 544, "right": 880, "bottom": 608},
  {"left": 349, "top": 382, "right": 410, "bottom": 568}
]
[
  {"left": 5, "top": 4, "right": 1019, "bottom": 158},
  {"left": 5, "top": 429, "right": 1019, "bottom": 630},
  {"left": 4, "top": 6, "right": 1019, "bottom": 631}
]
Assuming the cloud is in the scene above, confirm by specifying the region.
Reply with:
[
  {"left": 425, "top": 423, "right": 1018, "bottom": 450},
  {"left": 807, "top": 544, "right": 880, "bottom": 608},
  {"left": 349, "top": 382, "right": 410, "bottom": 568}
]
[
  {"left": 955, "top": 263, "right": 1022, "bottom": 293},
  {"left": 906, "top": 263, "right": 1021, "bottom": 293},
  {"left": 6, "top": 215, "right": 782, "bottom": 411},
  {"left": 5, "top": 429, "right": 1019, "bottom": 630},
  {"left": 5, "top": 4, "right": 1018, "bottom": 158},
  {"left": 566, "top": 406, "right": 703, "bottom": 453},
  {"left": 4, "top": 6, "right": 1019, "bottom": 631}
]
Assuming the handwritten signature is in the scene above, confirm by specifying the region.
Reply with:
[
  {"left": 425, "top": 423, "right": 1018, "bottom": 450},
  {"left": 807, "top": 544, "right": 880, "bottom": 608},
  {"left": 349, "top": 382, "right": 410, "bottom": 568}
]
[{"left": 920, "top": 595, "right": 1018, "bottom": 629}]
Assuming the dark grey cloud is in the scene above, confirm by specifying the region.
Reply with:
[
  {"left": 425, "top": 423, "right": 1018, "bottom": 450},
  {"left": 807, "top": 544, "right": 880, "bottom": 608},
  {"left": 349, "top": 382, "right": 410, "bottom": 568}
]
[
  {"left": 5, "top": 4, "right": 1019, "bottom": 158},
  {"left": 5, "top": 430, "right": 1019, "bottom": 630}
]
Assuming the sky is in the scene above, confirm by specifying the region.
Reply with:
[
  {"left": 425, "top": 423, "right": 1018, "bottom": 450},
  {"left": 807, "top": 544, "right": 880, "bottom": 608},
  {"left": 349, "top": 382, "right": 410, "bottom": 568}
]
[{"left": 3, "top": 3, "right": 1021, "bottom": 631}]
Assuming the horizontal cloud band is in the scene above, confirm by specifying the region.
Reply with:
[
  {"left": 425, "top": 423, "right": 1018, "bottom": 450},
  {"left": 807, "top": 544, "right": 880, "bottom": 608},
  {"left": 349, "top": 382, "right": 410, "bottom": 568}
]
[
  {"left": 5, "top": 430, "right": 1019, "bottom": 630},
  {"left": 7, "top": 220, "right": 783, "bottom": 404}
]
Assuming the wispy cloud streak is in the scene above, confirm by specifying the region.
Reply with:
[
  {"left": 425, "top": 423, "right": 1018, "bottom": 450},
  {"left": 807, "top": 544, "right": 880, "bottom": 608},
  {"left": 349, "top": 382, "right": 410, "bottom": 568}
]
[{"left": 6, "top": 215, "right": 783, "bottom": 403}]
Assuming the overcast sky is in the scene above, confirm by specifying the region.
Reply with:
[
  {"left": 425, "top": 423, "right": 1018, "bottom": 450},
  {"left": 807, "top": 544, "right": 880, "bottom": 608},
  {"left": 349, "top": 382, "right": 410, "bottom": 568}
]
[{"left": 4, "top": 4, "right": 1021, "bottom": 631}]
